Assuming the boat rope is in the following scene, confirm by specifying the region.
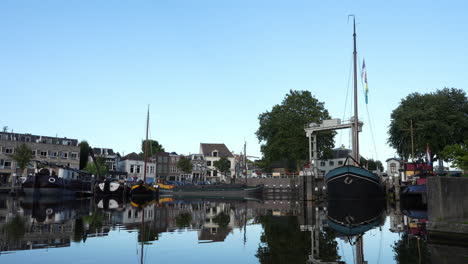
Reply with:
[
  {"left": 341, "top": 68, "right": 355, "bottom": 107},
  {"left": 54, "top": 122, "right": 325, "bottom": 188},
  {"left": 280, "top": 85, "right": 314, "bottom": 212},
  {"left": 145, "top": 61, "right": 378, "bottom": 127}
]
[
  {"left": 358, "top": 55, "right": 379, "bottom": 161},
  {"left": 339, "top": 54, "right": 354, "bottom": 149}
]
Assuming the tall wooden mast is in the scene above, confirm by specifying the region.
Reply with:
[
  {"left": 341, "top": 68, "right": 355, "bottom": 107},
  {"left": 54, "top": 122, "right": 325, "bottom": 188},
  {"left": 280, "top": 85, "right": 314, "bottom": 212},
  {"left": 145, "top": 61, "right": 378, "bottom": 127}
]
[
  {"left": 352, "top": 16, "right": 360, "bottom": 162},
  {"left": 143, "top": 106, "right": 149, "bottom": 182}
]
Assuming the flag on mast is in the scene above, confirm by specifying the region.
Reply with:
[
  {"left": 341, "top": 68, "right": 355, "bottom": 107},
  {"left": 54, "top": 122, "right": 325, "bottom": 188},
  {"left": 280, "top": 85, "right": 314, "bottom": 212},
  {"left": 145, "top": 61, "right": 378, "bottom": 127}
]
[
  {"left": 426, "top": 144, "right": 431, "bottom": 165},
  {"left": 361, "top": 59, "right": 369, "bottom": 104}
]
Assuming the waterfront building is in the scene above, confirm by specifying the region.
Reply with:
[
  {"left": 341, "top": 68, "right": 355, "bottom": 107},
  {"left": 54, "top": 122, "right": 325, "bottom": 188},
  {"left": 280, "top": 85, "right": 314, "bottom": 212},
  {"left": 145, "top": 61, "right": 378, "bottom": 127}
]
[
  {"left": 153, "top": 152, "right": 169, "bottom": 181},
  {"left": 168, "top": 152, "right": 182, "bottom": 181},
  {"left": 118, "top": 152, "right": 156, "bottom": 183},
  {"left": 385, "top": 158, "right": 403, "bottom": 179},
  {"left": 89, "top": 147, "right": 127, "bottom": 179},
  {"left": 189, "top": 154, "right": 207, "bottom": 182},
  {"left": 200, "top": 143, "right": 235, "bottom": 183},
  {"left": 88, "top": 148, "right": 120, "bottom": 171},
  {"left": 317, "top": 146, "right": 352, "bottom": 175},
  {"left": 0, "top": 132, "right": 80, "bottom": 186}
]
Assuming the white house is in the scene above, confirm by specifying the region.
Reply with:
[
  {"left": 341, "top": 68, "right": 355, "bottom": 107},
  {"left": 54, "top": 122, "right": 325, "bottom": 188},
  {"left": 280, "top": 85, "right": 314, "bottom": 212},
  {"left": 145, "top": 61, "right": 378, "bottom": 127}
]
[
  {"left": 385, "top": 158, "right": 403, "bottom": 178},
  {"left": 200, "top": 143, "right": 235, "bottom": 183},
  {"left": 118, "top": 152, "right": 156, "bottom": 183},
  {"left": 317, "top": 146, "right": 353, "bottom": 175}
]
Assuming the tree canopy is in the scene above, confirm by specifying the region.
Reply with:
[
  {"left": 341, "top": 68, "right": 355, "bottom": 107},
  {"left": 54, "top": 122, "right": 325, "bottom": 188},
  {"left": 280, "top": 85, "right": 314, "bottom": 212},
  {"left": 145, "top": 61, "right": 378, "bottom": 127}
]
[
  {"left": 84, "top": 157, "right": 108, "bottom": 179},
  {"left": 141, "top": 140, "right": 165, "bottom": 157},
  {"left": 256, "top": 90, "right": 335, "bottom": 171},
  {"left": 439, "top": 140, "right": 468, "bottom": 172},
  {"left": 11, "top": 143, "right": 33, "bottom": 172},
  {"left": 176, "top": 156, "right": 192, "bottom": 174},
  {"left": 213, "top": 157, "right": 231, "bottom": 176},
  {"left": 79, "top": 141, "right": 90, "bottom": 170},
  {"left": 388, "top": 88, "right": 468, "bottom": 161}
]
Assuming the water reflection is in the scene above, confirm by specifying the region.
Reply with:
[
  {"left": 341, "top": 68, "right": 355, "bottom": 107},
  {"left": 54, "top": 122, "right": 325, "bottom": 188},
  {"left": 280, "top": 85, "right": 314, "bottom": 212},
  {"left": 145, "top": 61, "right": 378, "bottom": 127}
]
[{"left": 0, "top": 195, "right": 449, "bottom": 264}]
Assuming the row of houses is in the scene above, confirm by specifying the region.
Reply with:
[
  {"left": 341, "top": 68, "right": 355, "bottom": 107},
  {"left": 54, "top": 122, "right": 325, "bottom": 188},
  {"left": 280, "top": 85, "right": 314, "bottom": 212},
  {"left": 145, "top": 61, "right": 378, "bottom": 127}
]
[
  {"left": 1, "top": 130, "right": 407, "bottom": 185},
  {"left": 0, "top": 132, "right": 80, "bottom": 185},
  {"left": 93, "top": 143, "right": 239, "bottom": 183}
]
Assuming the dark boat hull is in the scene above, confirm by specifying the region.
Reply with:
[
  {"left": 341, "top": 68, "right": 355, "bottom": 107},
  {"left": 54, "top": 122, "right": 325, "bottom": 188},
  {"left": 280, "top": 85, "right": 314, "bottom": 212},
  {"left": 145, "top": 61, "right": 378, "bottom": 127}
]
[
  {"left": 22, "top": 175, "right": 92, "bottom": 196},
  {"left": 326, "top": 165, "right": 384, "bottom": 199}
]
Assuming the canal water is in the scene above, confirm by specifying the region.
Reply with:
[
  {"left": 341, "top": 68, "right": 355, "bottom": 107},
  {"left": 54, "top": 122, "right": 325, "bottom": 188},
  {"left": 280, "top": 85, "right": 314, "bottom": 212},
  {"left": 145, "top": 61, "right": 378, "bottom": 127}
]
[{"left": 0, "top": 195, "right": 434, "bottom": 263}]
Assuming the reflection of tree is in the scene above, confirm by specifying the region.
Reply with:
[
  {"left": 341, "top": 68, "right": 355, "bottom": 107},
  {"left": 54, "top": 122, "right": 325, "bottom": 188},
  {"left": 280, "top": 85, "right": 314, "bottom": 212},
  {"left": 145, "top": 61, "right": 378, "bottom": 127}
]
[
  {"left": 175, "top": 212, "right": 192, "bottom": 228},
  {"left": 1, "top": 215, "right": 26, "bottom": 242},
  {"left": 393, "top": 234, "right": 429, "bottom": 264},
  {"left": 319, "top": 228, "right": 341, "bottom": 262},
  {"left": 73, "top": 218, "right": 85, "bottom": 242},
  {"left": 255, "top": 215, "right": 310, "bottom": 264},
  {"left": 83, "top": 212, "right": 105, "bottom": 233},
  {"left": 138, "top": 226, "right": 159, "bottom": 243},
  {"left": 213, "top": 212, "right": 230, "bottom": 228}
]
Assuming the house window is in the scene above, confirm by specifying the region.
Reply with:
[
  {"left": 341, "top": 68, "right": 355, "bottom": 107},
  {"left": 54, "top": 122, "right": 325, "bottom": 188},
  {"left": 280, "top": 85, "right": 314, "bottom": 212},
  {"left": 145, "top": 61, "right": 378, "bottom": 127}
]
[
  {"left": 207, "top": 161, "right": 212, "bottom": 166},
  {"left": 320, "top": 161, "right": 325, "bottom": 167},
  {"left": 390, "top": 163, "right": 397, "bottom": 173},
  {"left": 130, "top": 165, "right": 135, "bottom": 173},
  {"left": 338, "top": 161, "right": 343, "bottom": 165},
  {"left": 31, "top": 150, "right": 37, "bottom": 157},
  {"left": 50, "top": 151, "right": 58, "bottom": 158},
  {"left": 71, "top": 152, "right": 78, "bottom": 160},
  {"left": 4, "top": 148, "right": 13, "bottom": 154},
  {"left": 4, "top": 161, "right": 12, "bottom": 168},
  {"left": 61, "top": 152, "right": 68, "bottom": 159},
  {"left": 136, "top": 165, "right": 141, "bottom": 174},
  {"left": 40, "top": 151, "right": 47, "bottom": 157},
  {"left": 329, "top": 161, "right": 334, "bottom": 166},
  {"left": 213, "top": 170, "right": 218, "bottom": 176},
  {"left": 212, "top": 151, "right": 218, "bottom": 157},
  {"left": 206, "top": 171, "right": 211, "bottom": 177}
]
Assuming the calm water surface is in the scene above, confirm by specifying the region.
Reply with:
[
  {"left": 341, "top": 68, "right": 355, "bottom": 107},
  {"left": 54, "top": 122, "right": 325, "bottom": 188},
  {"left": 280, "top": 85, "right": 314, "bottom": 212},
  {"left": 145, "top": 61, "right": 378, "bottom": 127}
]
[{"left": 0, "top": 195, "right": 431, "bottom": 264}]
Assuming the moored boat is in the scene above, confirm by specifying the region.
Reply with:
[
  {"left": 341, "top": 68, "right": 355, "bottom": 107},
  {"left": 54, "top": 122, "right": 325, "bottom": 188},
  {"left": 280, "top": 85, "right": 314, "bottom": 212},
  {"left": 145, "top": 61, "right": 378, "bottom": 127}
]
[
  {"left": 22, "top": 167, "right": 93, "bottom": 196},
  {"left": 325, "top": 17, "right": 384, "bottom": 200}
]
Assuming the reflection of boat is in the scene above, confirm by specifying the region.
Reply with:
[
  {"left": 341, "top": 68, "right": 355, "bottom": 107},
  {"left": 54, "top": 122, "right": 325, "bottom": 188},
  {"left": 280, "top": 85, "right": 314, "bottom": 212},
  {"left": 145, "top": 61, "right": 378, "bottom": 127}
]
[
  {"left": 20, "top": 196, "right": 91, "bottom": 222},
  {"left": 327, "top": 199, "right": 385, "bottom": 236},
  {"left": 161, "top": 184, "right": 263, "bottom": 198},
  {"left": 96, "top": 197, "right": 125, "bottom": 211},
  {"left": 94, "top": 179, "right": 127, "bottom": 197},
  {"left": 22, "top": 167, "right": 93, "bottom": 196},
  {"left": 129, "top": 108, "right": 158, "bottom": 199}
]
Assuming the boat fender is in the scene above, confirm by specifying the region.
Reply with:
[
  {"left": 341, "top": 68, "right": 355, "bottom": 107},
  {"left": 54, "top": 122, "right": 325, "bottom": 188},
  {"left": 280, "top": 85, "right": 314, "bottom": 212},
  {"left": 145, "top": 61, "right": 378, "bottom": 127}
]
[
  {"left": 46, "top": 208, "right": 54, "bottom": 215},
  {"left": 344, "top": 177, "right": 353, "bottom": 184},
  {"left": 48, "top": 177, "right": 56, "bottom": 183}
]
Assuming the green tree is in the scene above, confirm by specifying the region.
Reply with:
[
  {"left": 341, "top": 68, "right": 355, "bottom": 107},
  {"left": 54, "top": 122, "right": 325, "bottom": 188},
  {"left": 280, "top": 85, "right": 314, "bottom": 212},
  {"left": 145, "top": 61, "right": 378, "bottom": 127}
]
[
  {"left": 256, "top": 90, "right": 335, "bottom": 171},
  {"left": 255, "top": 215, "right": 312, "bottom": 264},
  {"left": 388, "top": 88, "right": 468, "bottom": 161},
  {"left": 84, "top": 156, "right": 108, "bottom": 179},
  {"left": 79, "top": 141, "right": 90, "bottom": 169},
  {"left": 213, "top": 157, "right": 231, "bottom": 176},
  {"left": 175, "top": 212, "right": 193, "bottom": 228},
  {"left": 176, "top": 156, "right": 192, "bottom": 174},
  {"left": 11, "top": 143, "right": 33, "bottom": 185},
  {"left": 440, "top": 140, "right": 468, "bottom": 172},
  {"left": 213, "top": 212, "right": 230, "bottom": 228},
  {"left": 141, "top": 140, "right": 165, "bottom": 157}
]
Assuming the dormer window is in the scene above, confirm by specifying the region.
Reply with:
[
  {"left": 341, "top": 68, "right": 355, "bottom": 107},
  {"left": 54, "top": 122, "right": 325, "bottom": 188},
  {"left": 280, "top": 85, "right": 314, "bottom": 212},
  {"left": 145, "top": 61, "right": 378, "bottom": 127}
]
[{"left": 212, "top": 151, "right": 218, "bottom": 157}]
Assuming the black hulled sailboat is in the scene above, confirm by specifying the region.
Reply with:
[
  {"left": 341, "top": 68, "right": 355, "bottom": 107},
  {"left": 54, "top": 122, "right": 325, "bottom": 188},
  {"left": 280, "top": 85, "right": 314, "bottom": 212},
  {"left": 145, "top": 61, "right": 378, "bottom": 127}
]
[{"left": 325, "top": 17, "right": 384, "bottom": 200}]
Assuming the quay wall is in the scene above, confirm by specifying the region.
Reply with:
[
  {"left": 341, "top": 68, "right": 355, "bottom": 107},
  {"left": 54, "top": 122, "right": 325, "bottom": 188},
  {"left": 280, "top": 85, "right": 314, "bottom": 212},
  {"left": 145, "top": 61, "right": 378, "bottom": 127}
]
[{"left": 427, "top": 177, "right": 468, "bottom": 220}]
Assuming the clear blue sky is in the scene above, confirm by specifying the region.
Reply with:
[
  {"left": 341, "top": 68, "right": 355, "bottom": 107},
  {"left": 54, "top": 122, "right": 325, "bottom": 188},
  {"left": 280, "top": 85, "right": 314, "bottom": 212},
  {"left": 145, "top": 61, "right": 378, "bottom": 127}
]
[{"left": 1, "top": 0, "right": 466, "bottom": 161}]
